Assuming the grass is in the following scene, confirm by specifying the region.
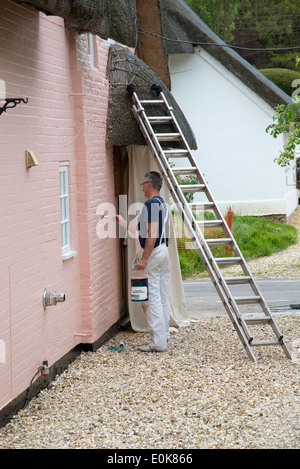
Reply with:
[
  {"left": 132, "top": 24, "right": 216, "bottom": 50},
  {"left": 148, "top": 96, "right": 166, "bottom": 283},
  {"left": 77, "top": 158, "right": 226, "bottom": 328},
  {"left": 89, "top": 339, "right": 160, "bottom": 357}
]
[
  {"left": 231, "top": 214, "right": 297, "bottom": 259},
  {"left": 177, "top": 214, "right": 298, "bottom": 279}
]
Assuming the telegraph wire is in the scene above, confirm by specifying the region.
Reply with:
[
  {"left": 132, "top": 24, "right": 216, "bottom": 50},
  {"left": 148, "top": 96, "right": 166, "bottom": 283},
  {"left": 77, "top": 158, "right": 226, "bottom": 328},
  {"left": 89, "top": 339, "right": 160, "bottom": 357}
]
[{"left": 138, "top": 26, "right": 300, "bottom": 52}]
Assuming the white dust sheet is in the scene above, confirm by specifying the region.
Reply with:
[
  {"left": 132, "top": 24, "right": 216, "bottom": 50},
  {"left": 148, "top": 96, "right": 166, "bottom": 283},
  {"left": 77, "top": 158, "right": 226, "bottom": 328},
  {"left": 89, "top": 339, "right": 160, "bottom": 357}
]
[{"left": 125, "top": 145, "right": 190, "bottom": 332}]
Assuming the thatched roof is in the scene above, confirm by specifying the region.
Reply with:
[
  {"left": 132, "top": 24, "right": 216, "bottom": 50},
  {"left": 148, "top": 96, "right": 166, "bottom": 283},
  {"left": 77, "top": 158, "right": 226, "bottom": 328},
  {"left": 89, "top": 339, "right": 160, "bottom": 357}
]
[
  {"left": 159, "top": 0, "right": 293, "bottom": 109},
  {"left": 16, "top": 0, "right": 292, "bottom": 110},
  {"left": 15, "top": 0, "right": 292, "bottom": 147},
  {"left": 16, "top": 0, "right": 137, "bottom": 47},
  {"left": 106, "top": 44, "right": 197, "bottom": 149}
]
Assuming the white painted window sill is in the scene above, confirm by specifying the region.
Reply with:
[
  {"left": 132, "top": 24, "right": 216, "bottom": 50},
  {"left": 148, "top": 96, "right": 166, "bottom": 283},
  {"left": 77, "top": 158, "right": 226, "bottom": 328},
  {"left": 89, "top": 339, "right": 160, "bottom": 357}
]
[{"left": 62, "top": 250, "right": 77, "bottom": 261}]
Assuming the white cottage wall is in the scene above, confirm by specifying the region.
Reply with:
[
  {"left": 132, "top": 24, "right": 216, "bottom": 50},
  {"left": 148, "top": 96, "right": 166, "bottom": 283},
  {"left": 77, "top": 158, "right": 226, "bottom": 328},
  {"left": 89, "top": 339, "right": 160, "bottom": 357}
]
[{"left": 169, "top": 48, "right": 298, "bottom": 218}]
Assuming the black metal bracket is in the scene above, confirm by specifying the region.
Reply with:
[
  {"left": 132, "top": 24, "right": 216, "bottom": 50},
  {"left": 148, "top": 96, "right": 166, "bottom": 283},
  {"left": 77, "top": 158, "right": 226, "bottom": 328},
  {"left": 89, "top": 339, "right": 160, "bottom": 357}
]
[
  {"left": 126, "top": 84, "right": 136, "bottom": 96},
  {"left": 0, "top": 98, "right": 29, "bottom": 116},
  {"left": 151, "top": 84, "right": 163, "bottom": 96}
]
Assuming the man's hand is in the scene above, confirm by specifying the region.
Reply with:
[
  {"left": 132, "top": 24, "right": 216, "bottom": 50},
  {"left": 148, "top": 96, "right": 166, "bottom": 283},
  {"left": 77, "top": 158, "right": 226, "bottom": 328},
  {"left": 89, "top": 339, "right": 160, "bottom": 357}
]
[{"left": 136, "top": 258, "right": 148, "bottom": 271}]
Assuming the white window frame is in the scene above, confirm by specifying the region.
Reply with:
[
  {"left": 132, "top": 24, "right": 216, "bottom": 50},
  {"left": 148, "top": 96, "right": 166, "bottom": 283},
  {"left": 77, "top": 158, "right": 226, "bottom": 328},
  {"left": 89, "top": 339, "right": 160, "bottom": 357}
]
[
  {"left": 59, "top": 162, "right": 76, "bottom": 260},
  {"left": 87, "top": 33, "right": 94, "bottom": 67}
]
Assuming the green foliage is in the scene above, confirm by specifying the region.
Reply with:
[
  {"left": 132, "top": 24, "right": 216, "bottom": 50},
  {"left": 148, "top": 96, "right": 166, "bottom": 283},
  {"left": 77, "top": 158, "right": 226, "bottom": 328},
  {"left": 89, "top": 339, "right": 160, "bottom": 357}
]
[
  {"left": 184, "top": 0, "right": 300, "bottom": 70},
  {"left": 178, "top": 214, "right": 297, "bottom": 278},
  {"left": 233, "top": 0, "right": 300, "bottom": 69},
  {"left": 231, "top": 214, "right": 297, "bottom": 260},
  {"left": 170, "top": 160, "right": 200, "bottom": 203},
  {"left": 266, "top": 98, "right": 300, "bottom": 167},
  {"left": 183, "top": 0, "right": 239, "bottom": 43},
  {"left": 260, "top": 68, "right": 300, "bottom": 97},
  {"left": 179, "top": 250, "right": 205, "bottom": 279},
  {"left": 175, "top": 174, "right": 199, "bottom": 203}
]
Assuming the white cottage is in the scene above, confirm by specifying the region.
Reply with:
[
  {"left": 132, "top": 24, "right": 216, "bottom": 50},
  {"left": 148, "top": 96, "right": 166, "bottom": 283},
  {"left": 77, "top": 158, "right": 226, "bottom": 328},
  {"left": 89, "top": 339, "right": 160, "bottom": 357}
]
[{"left": 159, "top": 0, "right": 299, "bottom": 222}]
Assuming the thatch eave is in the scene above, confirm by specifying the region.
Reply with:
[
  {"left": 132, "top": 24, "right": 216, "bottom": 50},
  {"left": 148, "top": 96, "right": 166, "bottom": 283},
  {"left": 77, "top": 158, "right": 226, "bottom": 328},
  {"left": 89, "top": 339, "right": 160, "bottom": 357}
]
[
  {"left": 15, "top": 0, "right": 137, "bottom": 47},
  {"left": 107, "top": 44, "right": 197, "bottom": 150}
]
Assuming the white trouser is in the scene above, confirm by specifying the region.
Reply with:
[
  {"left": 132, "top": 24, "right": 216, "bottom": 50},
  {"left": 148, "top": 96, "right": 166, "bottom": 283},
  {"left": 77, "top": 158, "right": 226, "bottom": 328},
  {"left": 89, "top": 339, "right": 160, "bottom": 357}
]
[{"left": 142, "top": 243, "right": 170, "bottom": 349}]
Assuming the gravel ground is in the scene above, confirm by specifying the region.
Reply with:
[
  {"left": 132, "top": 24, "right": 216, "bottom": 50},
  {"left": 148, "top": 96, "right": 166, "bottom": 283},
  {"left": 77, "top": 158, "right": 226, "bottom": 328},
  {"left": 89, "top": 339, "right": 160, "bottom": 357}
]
[
  {"left": 0, "top": 318, "right": 299, "bottom": 450},
  {"left": 0, "top": 208, "right": 299, "bottom": 450}
]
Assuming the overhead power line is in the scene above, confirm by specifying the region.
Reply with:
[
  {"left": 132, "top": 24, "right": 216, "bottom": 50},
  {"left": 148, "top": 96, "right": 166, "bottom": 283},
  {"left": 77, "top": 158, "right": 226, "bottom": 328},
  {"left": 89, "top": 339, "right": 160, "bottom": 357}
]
[
  {"left": 235, "top": 14, "right": 300, "bottom": 20},
  {"left": 139, "top": 26, "right": 300, "bottom": 52}
]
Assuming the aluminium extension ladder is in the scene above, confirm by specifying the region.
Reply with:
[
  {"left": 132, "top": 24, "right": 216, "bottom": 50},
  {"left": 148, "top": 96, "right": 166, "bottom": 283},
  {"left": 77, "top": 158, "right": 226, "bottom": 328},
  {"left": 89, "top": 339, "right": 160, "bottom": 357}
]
[{"left": 126, "top": 83, "right": 293, "bottom": 363}]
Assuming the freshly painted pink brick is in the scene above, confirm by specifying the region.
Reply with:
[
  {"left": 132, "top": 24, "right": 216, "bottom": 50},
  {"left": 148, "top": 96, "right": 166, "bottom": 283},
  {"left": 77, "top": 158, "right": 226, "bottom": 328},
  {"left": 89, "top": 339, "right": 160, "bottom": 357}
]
[{"left": 0, "top": 0, "right": 124, "bottom": 414}]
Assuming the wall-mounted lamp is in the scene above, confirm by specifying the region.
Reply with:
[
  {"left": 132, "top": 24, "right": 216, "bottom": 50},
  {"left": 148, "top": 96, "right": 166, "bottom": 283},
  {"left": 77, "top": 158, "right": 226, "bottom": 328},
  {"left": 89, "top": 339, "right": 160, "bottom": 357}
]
[
  {"left": 43, "top": 288, "right": 65, "bottom": 311},
  {"left": 26, "top": 150, "right": 39, "bottom": 169}
]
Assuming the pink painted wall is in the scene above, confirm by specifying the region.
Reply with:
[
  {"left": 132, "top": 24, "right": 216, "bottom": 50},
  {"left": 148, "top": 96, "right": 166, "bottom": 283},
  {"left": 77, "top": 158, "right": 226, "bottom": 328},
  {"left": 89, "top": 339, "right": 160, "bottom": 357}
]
[
  {"left": 74, "top": 33, "right": 122, "bottom": 341},
  {"left": 0, "top": 0, "right": 122, "bottom": 412}
]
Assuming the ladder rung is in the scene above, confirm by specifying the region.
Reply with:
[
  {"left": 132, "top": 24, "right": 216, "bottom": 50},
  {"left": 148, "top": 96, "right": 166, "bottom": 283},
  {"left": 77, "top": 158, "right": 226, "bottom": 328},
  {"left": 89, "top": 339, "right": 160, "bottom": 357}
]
[
  {"left": 188, "top": 202, "right": 215, "bottom": 210},
  {"left": 155, "top": 133, "right": 181, "bottom": 141},
  {"left": 251, "top": 340, "right": 282, "bottom": 347},
  {"left": 172, "top": 167, "right": 197, "bottom": 176},
  {"left": 244, "top": 316, "right": 272, "bottom": 325},
  {"left": 198, "top": 220, "right": 223, "bottom": 227},
  {"left": 206, "top": 238, "right": 232, "bottom": 247},
  {"left": 215, "top": 257, "right": 241, "bottom": 265},
  {"left": 224, "top": 276, "right": 251, "bottom": 285},
  {"left": 148, "top": 116, "right": 173, "bottom": 124},
  {"left": 180, "top": 184, "right": 205, "bottom": 192},
  {"left": 234, "top": 296, "right": 261, "bottom": 305},
  {"left": 164, "top": 149, "right": 189, "bottom": 158},
  {"left": 140, "top": 99, "right": 164, "bottom": 104}
]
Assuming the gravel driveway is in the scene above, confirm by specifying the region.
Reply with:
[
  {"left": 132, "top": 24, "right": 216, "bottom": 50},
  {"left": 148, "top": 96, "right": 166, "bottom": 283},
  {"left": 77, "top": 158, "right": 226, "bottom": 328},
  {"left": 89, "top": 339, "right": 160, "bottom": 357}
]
[{"left": 0, "top": 209, "right": 299, "bottom": 450}]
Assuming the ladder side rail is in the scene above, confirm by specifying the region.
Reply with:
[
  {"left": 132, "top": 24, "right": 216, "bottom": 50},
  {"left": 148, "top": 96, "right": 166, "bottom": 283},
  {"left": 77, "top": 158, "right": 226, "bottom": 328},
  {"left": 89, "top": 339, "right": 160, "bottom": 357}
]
[
  {"left": 158, "top": 91, "right": 256, "bottom": 260},
  {"left": 131, "top": 95, "right": 255, "bottom": 346},
  {"left": 130, "top": 100, "right": 257, "bottom": 362},
  {"left": 158, "top": 91, "right": 284, "bottom": 321},
  {"left": 159, "top": 91, "right": 247, "bottom": 239},
  {"left": 159, "top": 93, "right": 292, "bottom": 357},
  {"left": 221, "top": 242, "right": 290, "bottom": 347}
]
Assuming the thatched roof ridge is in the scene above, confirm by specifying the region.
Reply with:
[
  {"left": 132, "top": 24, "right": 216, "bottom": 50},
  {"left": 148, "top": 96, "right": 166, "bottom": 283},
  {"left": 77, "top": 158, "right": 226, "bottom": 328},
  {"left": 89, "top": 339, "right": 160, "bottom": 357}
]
[
  {"left": 107, "top": 44, "right": 197, "bottom": 149},
  {"left": 160, "top": 0, "right": 293, "bottom": 109},
  {"left": 16, "top": 0, "right": 137, "bottom": 47}
]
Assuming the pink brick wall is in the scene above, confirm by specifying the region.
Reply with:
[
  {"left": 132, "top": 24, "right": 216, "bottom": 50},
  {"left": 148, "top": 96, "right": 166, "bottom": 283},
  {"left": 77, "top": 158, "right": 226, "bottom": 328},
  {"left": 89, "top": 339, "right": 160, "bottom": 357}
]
[
  {"left": 0, "top": 1, "right": 122, "bottom": 412},
  {"left": 75, "top": 36, "right": 122, "bottom": 341}
]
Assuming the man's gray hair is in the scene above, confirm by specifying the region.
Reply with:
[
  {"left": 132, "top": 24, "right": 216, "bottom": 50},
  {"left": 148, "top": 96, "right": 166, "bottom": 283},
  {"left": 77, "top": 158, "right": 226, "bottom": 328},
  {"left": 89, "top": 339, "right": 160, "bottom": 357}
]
[{"left": 144, "top": 171, "right": 163, "bottom": 190}]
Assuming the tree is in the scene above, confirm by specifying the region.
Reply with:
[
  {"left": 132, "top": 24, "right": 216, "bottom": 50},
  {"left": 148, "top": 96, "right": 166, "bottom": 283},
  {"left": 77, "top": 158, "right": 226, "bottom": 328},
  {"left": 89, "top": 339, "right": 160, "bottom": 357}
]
[
  {"left": 184, "top": 0, "right": 239, "bottom": 43},
  {"left": 232, "top": 0, "right": 300, "bottom": 69},
  {"left": 266, "top": 56, "right": 300, "bottom": 168},
  {"left": 184, "top": 0, "right": 300, "bottom": 70},
  {"left": 266, "top": 97, "right": 300, "bottom": 167}
]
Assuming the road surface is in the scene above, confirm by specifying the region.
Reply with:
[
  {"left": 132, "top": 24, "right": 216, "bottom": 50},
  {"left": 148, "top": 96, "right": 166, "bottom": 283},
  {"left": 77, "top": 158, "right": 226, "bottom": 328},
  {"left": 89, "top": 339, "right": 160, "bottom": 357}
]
[{"left": 183, "top": 278, "right": 300, "bottom": 317}]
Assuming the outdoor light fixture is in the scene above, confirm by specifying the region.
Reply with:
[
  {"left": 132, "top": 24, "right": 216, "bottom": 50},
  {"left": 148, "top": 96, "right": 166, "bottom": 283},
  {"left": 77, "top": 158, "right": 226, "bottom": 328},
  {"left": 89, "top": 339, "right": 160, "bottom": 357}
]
[{"left": 26, "top": 150, "right": 39, "bottom": 169}]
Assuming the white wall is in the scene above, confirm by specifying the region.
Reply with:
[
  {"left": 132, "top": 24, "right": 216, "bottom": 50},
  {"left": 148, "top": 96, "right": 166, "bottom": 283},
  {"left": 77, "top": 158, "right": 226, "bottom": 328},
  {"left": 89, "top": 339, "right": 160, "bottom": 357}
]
[{"left": 169, "top": 48, "right": 298, "bottom": 218}]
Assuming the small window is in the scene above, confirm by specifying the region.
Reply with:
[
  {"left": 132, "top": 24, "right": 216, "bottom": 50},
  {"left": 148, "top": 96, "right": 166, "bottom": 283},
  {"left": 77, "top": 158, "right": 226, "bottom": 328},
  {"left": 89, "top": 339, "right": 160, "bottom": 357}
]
[
  {"left": 59, "top": 163, "right": 76, "bottom": 260},
  {"left": 87, "top": 33, "right": 94, "bottom": 67}
]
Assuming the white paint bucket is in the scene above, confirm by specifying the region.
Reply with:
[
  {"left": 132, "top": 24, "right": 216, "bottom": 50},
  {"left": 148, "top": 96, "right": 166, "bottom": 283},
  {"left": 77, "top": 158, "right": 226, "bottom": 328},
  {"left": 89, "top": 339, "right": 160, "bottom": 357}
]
[{"left": 131, "top": 271, "right": 148, "bottom": 302}]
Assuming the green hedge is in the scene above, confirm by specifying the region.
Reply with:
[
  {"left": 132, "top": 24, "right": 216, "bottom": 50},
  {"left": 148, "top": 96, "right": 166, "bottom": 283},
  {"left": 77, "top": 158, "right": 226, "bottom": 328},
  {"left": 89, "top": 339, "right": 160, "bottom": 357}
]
[{"left": 260, "top": 68, "right": 300, "bottom": 96}]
